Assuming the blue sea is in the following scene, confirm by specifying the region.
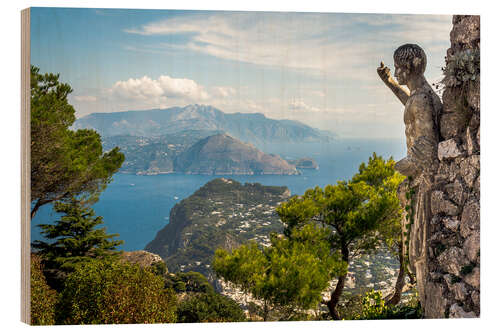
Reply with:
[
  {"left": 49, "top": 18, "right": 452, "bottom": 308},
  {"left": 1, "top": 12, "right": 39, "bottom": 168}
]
[{"left": 31, "top": 138, "right": 405, "bottom": 251}]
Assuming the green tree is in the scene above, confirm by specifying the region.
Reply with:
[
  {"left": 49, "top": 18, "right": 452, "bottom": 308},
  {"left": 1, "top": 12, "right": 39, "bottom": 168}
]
[
  {"left": 177, "top": 292, "right": 246, "bottom": 323},
  {"left": 57, "top": 259, "right": 177, "bottom": 324},
  {"left": 213, "top": 224, "right": 345, "bottom": 320},
  {"left": 30, "top": 254, "right": 57, "bottom": 325},
  {"left": 276, "top": 153, "right": 403, "bottom": 320},
  {"left": 351, "top": 153, "right": 405, "bottom": 305},
  {"left": 32, "top": 199, "right": 123, "bottom": 290},
  {"left": 30, "top": 66, "right": 124, "bottom": 218},
  {"left": 164, "top": 271, "right": 214, "bottom": 294}
]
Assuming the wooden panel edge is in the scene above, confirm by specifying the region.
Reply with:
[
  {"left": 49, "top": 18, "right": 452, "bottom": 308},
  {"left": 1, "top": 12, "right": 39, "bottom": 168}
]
[{"left": 20, "top": 7, "right": 31, "bottom": 325}]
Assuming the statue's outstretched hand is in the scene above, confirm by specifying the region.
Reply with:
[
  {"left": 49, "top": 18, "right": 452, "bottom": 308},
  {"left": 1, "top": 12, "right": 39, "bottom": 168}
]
[{"left": 377, "top": 61, "right": 391, "bottom": 83}]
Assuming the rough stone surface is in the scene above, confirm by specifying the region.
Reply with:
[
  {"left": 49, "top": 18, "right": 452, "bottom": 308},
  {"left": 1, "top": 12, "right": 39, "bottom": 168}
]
[
  {"left": 450, "top": 282, "right": 467, "bottom": 301},
  {"left": 438, "top": 139, "right": 463, "bottom": 161},
  {"left": 440, "top": 112, "right": 469, "bottom": 140},
  {"left": 444, "top": 180, "right": 466, "bottom": 206},
  {"left": 473, "top": 175, "right": 480, "bottom": 197},
  {"left": 442, "top": 217, "right": 460, "bottom": 232},
  {"left": 423, "top": 282, "right": 447, "bottom": 319},
  {"left": 471, "top": 291, "right": 480, "bottom": 307},
  {"left": 431, "top": 191, "right": 460, "bottom": 216},
  {"left": 420, "top": 15, "right": 480, "bottom": 319},
  {"left": 465, "top": 127, "right": 478, "bottom": 155},
  {"left": 463, "top": 267, "right": 480, "bottom": 289},
  {"left": 449, "top": 15, "right": 480, "bottom": 52},
  {"left": 476, "top": 127, "right": 480, "bottom": 149},
  {"left": 437, "top": 247, "right": 469, "bottom": 276},
  {"left": 121, "top": 250, "right": 165, "bottom": 269},
  {"left": 469, "top": 113, "right": 480, "bottom": 131},
  {"left": 459, "top": 155, "right": 480, "bottom": 188},
  {"left": 460, "top": 200, "right": 480, "bottom": 238},
  {"left": 467, "top": 79, "right": 480, "bottom": 111},
  {"left": 449, "top": 303, "right": 477, "bottom": 318},
  {"left": 464, "top": 231, "right": 480, "bottom": 263}
]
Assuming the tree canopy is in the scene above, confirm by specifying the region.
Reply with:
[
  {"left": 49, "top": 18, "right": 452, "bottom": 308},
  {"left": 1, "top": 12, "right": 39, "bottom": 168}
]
[
  {"left": 352, "top": 153, "right": 406, "bottom": 304},
  {"left": 32, "top": 199, "right": 123, "bottom": 289},
  {"left": 30, "top": 66, "right": 124, "bottom": 218},
  {"left": 276, "top": 153, "right": 403, "bottom": 319},
  {"left": 213, "top": 223, "right": 346, "bottom": 320}
]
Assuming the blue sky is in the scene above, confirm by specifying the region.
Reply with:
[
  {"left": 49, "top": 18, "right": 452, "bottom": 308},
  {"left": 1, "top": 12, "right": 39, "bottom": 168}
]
[{"left": 31, "top": 8, "right": 452, "bottom": 138}]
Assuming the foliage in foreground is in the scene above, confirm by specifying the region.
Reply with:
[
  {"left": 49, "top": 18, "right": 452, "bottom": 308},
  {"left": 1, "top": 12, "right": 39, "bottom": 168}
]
[
  {"left": 348, "top": 290, "right": 422, "bottom": 320},
  {"left": 161, "top": 270, "right": 246, "bottom": 323},
  {"left": 213, "top": 223, "right": 346, "bottom": 320},
  {"left": 164, "top": 271, "right": 214, "bottom": 294},
  {"left": 177, "top": 292, "right": 246, "bottom": 323},
  {"left": 56, "top": 259, "right": 177, "bottom": 324},
  {"left": 32, "top": 199, "right": 123, "bottom": 290},
  {"left": 276, "top": 153, "right": 404, "bottom": 319},
  {"left": 30, "top": 65, "right": 124, "bottom": 218},
  {"left": 30, "top": 255, "right": 57, "bottom": 325}
]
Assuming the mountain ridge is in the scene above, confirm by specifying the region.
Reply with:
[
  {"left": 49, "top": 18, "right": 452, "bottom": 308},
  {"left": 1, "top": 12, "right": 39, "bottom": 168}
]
[{"left": 74, "top": 104, "right": 336, "bottom": 145}]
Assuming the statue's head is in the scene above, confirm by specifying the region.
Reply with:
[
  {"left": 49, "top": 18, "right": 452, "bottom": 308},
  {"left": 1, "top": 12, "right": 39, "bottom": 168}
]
[{"left": 393, "top": 44, "right": 427, "bottom": 84}]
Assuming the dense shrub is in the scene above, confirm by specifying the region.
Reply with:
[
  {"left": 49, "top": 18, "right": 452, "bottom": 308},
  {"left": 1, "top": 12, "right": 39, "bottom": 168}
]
[
  {"left": 57, "top": 259, "right": 177, "bottom": 324},
  {"left": 164, "top": 271, "right": 214, "bottom": 293},
  {"left": 177, "top": 292, "right": 246, "bottom": 323},
  {"left": 344, "top": 290, "right": 422, "bottom": 320},
  {"left": 30, "top": 255, "right": 58, "bottom": 325}
]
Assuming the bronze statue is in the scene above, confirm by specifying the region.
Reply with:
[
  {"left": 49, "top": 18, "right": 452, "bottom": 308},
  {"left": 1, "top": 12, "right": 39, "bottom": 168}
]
[
  {"left": 377, "top": 44, "right": 441, "bottom": 176},
  {"left": 377, "top": 44, "right": 442, "bottom": 306}
]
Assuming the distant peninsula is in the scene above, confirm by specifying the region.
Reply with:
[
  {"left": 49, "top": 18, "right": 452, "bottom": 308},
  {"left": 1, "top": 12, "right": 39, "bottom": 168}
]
[{"left": 145, "top": 178, "right": 291, "bottom": 277}]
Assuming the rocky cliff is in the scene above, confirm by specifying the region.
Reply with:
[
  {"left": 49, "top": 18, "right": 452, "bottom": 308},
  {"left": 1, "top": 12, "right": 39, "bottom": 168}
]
[
  {"left": 120, "top": 250, "right": 165, "bottom": 269},
  {"left": 418, "top": 15, "right": 480, "bottom": 318},
  {"left": 145, "top": 178, "right": 291, "bottom": 278}
]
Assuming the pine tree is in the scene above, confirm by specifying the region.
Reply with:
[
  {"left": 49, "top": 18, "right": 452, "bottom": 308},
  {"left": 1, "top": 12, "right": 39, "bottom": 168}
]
[
  {"left": 213, "top": 224, "right": 346, "bottom": 320},
  {"left": 30, "top": 66, "right": 124, "bottom": 218},
  {"left": 276, "top": 153, "right": 403, "bottom": 320},
  {"left": 32, "top": 199, "right": 123, "bottom": 289},
  {"left": 351, "top": 153, "right": 406, "bottom": 305}
]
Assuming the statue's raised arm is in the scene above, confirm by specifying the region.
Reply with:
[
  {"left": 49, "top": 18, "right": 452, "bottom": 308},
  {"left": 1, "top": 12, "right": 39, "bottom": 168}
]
[{"left": 377, "top": 61, "right": 410, "bottom": 106}]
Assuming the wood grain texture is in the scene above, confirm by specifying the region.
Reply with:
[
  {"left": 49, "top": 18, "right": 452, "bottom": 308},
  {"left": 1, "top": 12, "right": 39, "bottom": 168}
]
[{"left": 21, "top": 7, "right": 31, "bottom": 325}]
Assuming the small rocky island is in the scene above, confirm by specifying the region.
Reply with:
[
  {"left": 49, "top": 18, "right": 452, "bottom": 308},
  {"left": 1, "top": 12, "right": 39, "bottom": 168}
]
[{"left": 288, "top": 157, "right": 319, "bottom": 170}]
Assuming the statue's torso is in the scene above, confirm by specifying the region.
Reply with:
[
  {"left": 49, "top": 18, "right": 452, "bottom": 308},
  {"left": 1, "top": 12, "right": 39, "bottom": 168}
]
[{"left": 403, "top": 84, "right": 441, "bottom": 152}]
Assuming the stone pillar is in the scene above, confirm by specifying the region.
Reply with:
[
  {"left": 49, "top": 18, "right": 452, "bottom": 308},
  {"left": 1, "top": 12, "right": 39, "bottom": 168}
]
[{"left": 422, "top": 15, "right": 480, "bottom": 318}]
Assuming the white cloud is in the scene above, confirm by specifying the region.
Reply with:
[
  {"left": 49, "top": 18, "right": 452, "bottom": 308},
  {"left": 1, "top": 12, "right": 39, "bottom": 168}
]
[
  {"left": 124, "top": 13, "right": 452, "bottom": 81},
  {"left": 107, "top": 75, "right": 210, "bottom": 101},
  {"left": 212, "top": 86, "right": 237, "bottom": 98},
  {"left": 289, "top": 99, "right": 321, "bottom": 113}
]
